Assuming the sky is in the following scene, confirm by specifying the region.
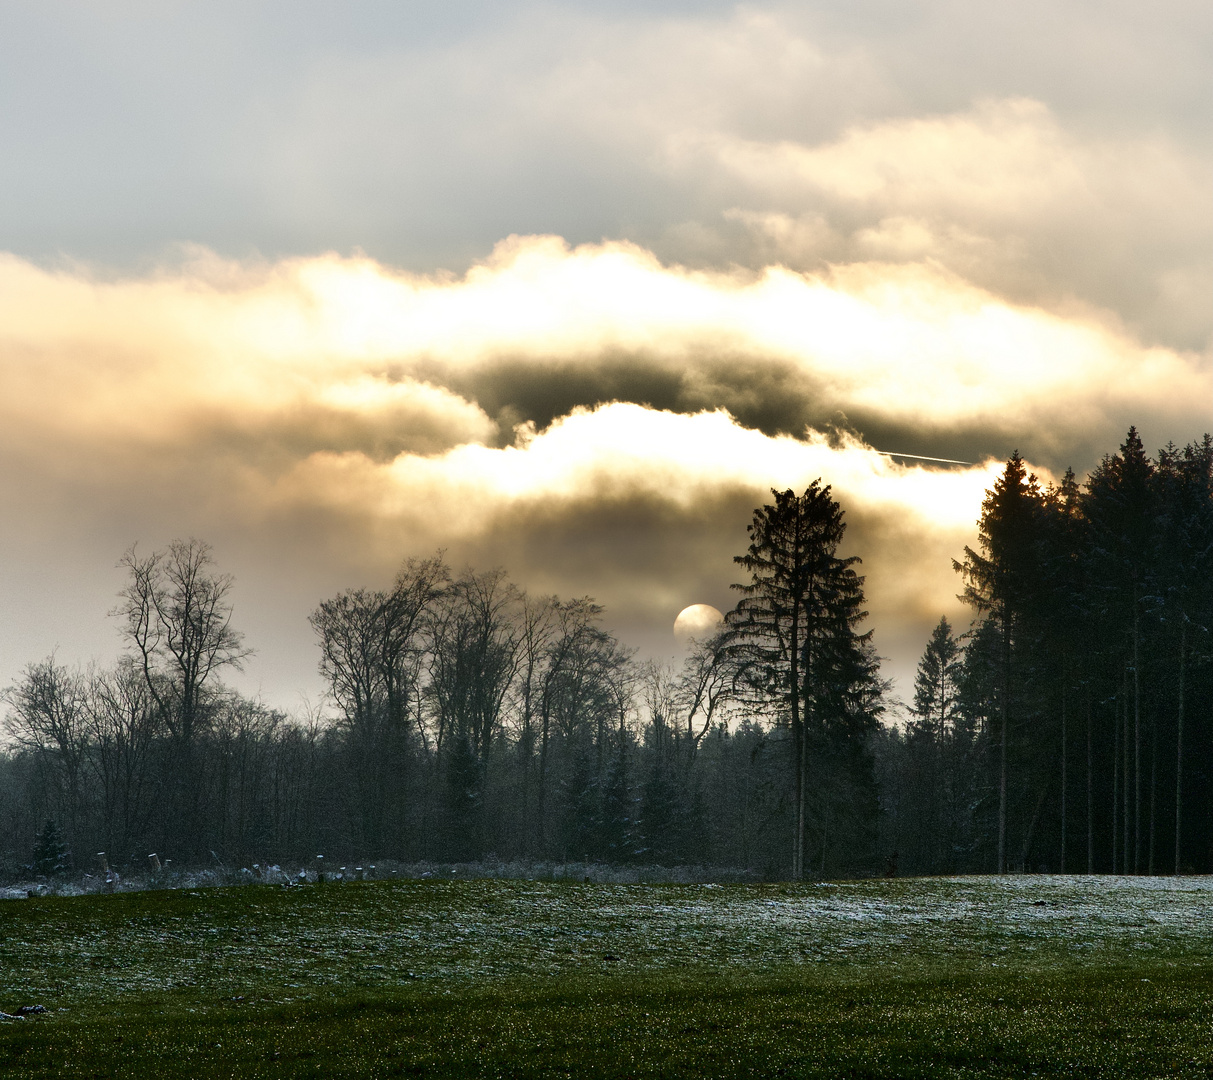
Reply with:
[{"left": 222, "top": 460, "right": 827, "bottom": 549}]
[{"left": 0, "top": 0, "right": 1209, "bottom": 713}]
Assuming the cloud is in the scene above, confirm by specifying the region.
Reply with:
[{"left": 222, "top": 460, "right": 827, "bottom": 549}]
[
  {"left": 1, "top": 2, "right": 1206, "bottom": 357},
  {"left": 677, "top": 98, "right": 1212, "bottom": 351},
  {"left": 0, "top": 238, "right": 1204, "bottom": 489},
  {"left": 252, "top": 403, "right": 1006, "bottom": 635},
  {"left": 0, "top": 238, "right": 1205, "bottom": 707}
]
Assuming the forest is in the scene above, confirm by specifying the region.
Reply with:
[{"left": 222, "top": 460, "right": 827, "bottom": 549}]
[{"left": 2, "top": 426, "right": 1211, "bottom": 882}]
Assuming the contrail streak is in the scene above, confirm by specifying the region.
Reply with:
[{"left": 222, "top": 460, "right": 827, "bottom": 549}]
[{"left": 871, "top": 450, "right": 976, "bottom": 466}]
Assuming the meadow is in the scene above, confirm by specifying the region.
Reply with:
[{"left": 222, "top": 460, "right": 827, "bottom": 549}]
[{"left": 2, "top": 874, "right": 1212, "bottom": 1077}]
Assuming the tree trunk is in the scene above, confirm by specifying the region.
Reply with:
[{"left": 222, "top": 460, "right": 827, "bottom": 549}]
[
  {"left": 1112, "top": 692, "right": 1119, "bottom": 874},
  {"left": 790, "top": 598, "right": 802, "bottom": 881},
  {"left": 998, "top": 614, "right": 1010, "bottom": 874},
  {"left": 537, "top": 707, "right": 551, "bottom": 855},
  {"left": 819, "top": 791, "right": 827, "bottom": 877},
  {"left": 1060, "top": 681, "right": 1067, "bottom": 874},
  {"left": 792, "top": 714, "right": 805, "bottom": 881},
  {"left": 1133, "top": 610, "right": 1142, "bottom": 874},
  {"left": 1148, "top": 711, "right": 1157, "bottom": 875},
  {"left": 1175, "top": 619, "right": 1186, "bottom": 875},
  {"left": 1123, "top": 670, "right": 1131, "bottom": 874},
  {"left": 1086, "top": 689, "right": 1094, "bottom": 875},
  {"left": 1019, "top": 782, "right": 1049, "bottom": 873}
]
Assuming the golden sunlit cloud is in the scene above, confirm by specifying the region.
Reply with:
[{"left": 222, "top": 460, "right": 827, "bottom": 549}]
[
  {"left": 262, "top": 403, "right": 1004, "bottom": 538},
  {"left": 0, "top": 237, "right": 1203, "bottom": 701},
  {"left": 241, "top": 403, "right": 1006, "bottom": 683},
  {"left": 0, "top": 237, "right": 1203, "bottom": 449}
]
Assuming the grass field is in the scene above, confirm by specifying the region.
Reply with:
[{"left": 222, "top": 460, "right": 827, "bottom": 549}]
[{"left": 2, "top": 875, "right": 1212, "bottom": 1077}]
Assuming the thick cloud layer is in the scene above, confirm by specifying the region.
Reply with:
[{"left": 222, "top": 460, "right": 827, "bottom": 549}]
[
  {"left": 1, "top": 3, "right": 1208, "bottom": 350},
  {"left": 0, "top": 1, "right": 1207, "bottom": 709},
  {"left": 0, "top": 240, "right": 1205, "bottom": 707}
]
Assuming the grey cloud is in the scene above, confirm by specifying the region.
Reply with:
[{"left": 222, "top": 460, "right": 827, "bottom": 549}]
[
  {"left": 422, "top": 352, "right": 817, "bottom": 443},
  {"left": 0, "top": 2, "right": 1206, "bottom": 344},
  {"left": 184, "top": 398, "right": 494, "bottom": 467},
  {"left": 658, "top": 102, "right": 1212, "bottom": 351},
  {"left": 413, "top": 350, "right": 1201, "bottom": 479}
]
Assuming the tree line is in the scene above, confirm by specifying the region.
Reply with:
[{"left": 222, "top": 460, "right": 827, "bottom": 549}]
[
  {"left": 880, "top": 429, "right": 1213, "bottom": 876},
  {"left": 0, "top": 510, "right": 882, "bottom": 880},
  {"left": 4, "top": 426, "right": 1211, "bottom": 881}
]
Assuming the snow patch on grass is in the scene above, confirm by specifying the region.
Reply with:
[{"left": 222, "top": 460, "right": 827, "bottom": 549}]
[{"left": 2, "top": 875, "right": 1211, "bottom": 1008}]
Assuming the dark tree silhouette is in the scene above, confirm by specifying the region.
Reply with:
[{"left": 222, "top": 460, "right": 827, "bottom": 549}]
[
  {"left": 726, "top": 483, "right": 880, "bottom": 879},
  {"left": 1084, "top": 428, "right": 1158, "bottom": 873},
  {"left": 955, "top": 453, "right": 1044, "bottom": 873},
  {"left": 310, "top": 555, "right": 447, "bottom": 855},
  {"left": 7, "top": 429, "right": 1213, "bottom": 884}
]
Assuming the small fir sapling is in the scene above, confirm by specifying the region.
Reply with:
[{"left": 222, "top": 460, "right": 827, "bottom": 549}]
[{"left": 29, "top": 819, "right": 71, "bottom": 878}]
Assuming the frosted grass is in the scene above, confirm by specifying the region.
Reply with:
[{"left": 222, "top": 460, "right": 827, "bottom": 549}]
[{"left": 2, "top": 875, "right": 1211, "bottom": 1005}]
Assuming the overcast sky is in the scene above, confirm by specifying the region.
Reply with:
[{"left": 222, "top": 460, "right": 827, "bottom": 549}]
[{"left": 0, "top": 0, "right": 1209, "bottom": 711}]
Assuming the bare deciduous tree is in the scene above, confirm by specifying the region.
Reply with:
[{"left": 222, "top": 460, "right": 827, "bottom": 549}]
[
  {"left": 4, "top": 657, "right": 91, "bottom": 845},
  {"left": 86, "top": 659, "right": 163, "bottom": 857},
  {"left": 115, "top": 539, "right": 249, "bottom": 744}
]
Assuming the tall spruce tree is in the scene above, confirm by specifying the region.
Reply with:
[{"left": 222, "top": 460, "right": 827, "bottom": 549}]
[
  {"left": 1158, "top": 437, "right": 1213, "bottom": 873},
  {"left": 913, "top": 617, "right": 963, "bottom": 734},
  {"left": 1084, "top": 429, "right": 1158, "bottom": 873},
  {"left": 726, "top": 483, "right": 880, "bottom": 879},
  {"left": 1039, "top": 468, "right": 1086, "bottom": 873},
  {"left": 908, "top": 617, "right": 964, "bottom": 871},
  {"left": 955, "top": 453, "right": 1045, "bottom": 873}
]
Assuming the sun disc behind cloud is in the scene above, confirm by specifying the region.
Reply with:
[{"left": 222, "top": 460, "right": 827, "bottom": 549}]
[{"left": 674, "top": 603, "right": 724, "bottom": 644}]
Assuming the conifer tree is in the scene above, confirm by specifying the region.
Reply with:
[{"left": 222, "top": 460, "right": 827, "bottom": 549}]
[
  {"left": 1084, "top": 428, "right": 1158, "bottom": 873},
  {"left": 955, "top": 453, "right": 1045, "bottom": 873},
  {"left": 1040, "top": 467, "right": 1086, "bottom": 873},
  {"left": 726, "top": 483, "right": 880, "bottom": 879},
  {"left": 907, "top": 617, "right": 964, "bottom": 871},
  {"left": 913, "top": 617, "right": 963, "bottom": 734},
  {"left": 597, "top": 741, "right": 634, "bottom": 862},
  {"left": 31, "top": 819, "right": 71, "bottom": 878},
  {"left": 1158, "top": 437, "right": 1213, "bottom": 872}
]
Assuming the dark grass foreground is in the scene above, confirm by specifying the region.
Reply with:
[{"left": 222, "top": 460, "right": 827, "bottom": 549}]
[
  {"left": 3, "top": 877, "right": 1212, "bottom": 1077},
  {"left": 5, "top": 969, "right": 1213, "bottom": 1078}
]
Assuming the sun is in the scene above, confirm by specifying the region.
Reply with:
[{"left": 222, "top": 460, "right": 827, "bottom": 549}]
[{"left": 673, "top": 604, "right": 724, "bottom": 645}]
